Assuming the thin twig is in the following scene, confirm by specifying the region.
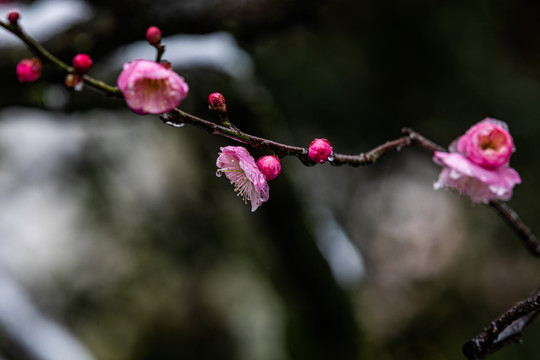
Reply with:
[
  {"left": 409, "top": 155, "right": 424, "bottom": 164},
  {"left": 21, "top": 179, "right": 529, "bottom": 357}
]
[
  {"left": 0, "top": 20, "right": 122, "bottom": 97},
  {"left": 490, "top": 200, "right": 540, "bottom": 256}
]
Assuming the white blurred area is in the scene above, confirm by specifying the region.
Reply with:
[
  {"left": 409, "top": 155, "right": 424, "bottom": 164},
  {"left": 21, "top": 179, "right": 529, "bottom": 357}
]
[
  {"left": 108, "top": 32, "right": 254, "bottom": 80},
  {"left": 0, "top": 271, "right": 95, "bottom": 360},
  {"left": 0, "top": 0, "right": 92, "bottom": 47},
  {"left": 0, "top": 107, "right": 199, "bottom": 359}
]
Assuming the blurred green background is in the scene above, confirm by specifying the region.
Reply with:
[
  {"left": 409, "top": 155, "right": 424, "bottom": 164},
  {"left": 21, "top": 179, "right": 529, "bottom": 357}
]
[{"left": 1, "top": 0, "right": 540, "bottom": 359}]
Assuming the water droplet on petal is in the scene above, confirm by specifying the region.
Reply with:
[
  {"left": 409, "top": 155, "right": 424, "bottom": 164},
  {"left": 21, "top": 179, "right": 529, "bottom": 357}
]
[{"left": 216, "top": 170, "right": 223, "bottom": 177}]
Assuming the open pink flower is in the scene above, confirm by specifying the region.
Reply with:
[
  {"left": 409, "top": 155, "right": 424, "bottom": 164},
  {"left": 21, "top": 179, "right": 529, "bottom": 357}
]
[
  {"left": 456, "top": 118, "right": 514, "bottom": 169},
  {"left": 117, "top": 59, "right": 188, "bottom": 115},
  {"left": 216, "top": 146, "right": 270, "bottom": 212},
  {"left": 433, "top": 118, "right": 521, "bottom": 203}
]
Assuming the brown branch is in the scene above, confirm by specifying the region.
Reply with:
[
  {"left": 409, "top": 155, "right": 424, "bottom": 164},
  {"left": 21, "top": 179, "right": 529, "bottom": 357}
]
[
  {"left": 490, "top": 200, "right": 540, "bottom": 257},
  {"left": 0, "top": 20, "right": 122, "bottom": 97},
  {"left": 463, "top": 289, "right": 540, "bottom": 359}
]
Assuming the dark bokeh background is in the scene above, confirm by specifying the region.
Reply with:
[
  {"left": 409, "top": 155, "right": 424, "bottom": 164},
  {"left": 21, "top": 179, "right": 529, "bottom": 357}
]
[{"left": 1, "top": 1, "right": 540, "bottom": 359}]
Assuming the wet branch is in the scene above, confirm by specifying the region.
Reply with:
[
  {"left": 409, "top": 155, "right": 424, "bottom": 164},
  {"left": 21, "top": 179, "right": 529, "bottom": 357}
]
[{"left": 463, "top": 289, "right": 540, "bottom": 359}]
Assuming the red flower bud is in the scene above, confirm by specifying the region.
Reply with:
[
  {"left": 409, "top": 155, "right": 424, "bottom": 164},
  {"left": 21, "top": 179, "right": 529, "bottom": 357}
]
[
  {"left": 256, "top": 155, "right": 281, "bottom": 181},
  {"left": 16, "top": 57, "right": 41, "bottom": 83},
  {"left": 159, "top": 60, "right": 172, "bottom": 69},
  {"left": 7, "top": 10, "right": 19, "bottom": 24},
  {"left": 308, "top": 138, "right": 333, "bottom": 164},
  {"left": 208, "top": 92, "right": 227, "bottom": 112},
  {"left": 65, "top": 73, "right": 82, "bottom": 89},
  {"left": 146, "top": 26, "right": 162, "bottom": 46},
  {"left": 72, "top": 53, "right": 93, "bottom": 74}
]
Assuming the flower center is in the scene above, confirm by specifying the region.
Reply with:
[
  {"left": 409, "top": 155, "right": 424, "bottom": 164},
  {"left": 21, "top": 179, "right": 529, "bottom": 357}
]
[{"left": 478, "top": 129, "right": 506, "bottom": 152}]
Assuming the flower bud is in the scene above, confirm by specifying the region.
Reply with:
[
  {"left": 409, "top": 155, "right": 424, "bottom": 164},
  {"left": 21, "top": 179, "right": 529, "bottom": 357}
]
[
  {"left": 159, "top": 60, "right": 172, "bottom": 69},
  {"left": 65, "top": 73, "right": 82, "bottom": 89},
  {"left": 16, "top": 57, "right": 42, "bottom": 83},
  {"left": 308, "top": 138, "right": 333, "bottom": 164},
  {"left": 146, "top": 26, "right": 162, "bottom": 46},
  {"left": 208, "top": 92, "right": 226, "bottom": 112},
  {"left": 256, "top": 155, "right": 281, "bottom": 181},
  {"left": 72, "top": 53, "right": 93, "bottom": 74},
  {"left": 7, "top": 10, "right": 19, "bottom": 24}
]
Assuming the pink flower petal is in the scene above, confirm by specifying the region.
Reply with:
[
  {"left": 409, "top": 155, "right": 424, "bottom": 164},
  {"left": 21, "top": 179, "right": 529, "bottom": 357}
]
[
  {"left": 433, "top": 151, "right": 521, "bottom": 203},
  {"left": 117, "top": 59, "right": 189, "bottom": 115},
  {"left": 217, "top": 146, "right": 270, "bottom": 211}
]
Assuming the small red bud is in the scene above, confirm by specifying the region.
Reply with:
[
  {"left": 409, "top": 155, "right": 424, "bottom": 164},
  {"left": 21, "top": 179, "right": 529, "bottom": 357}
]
[
  {"left": 16, "top": 57, "right": 41, "bottom": 83},
  {"left": 7, "top": 10, "right": 19, "bottom": 24},
  {"left": 72, "top": 53, "right": 92, "bottom": 74},
  {"left": 146, "top": 26, "right": 162, "bottom": 46},
  {"left": 308, "top": 138, "right": 333, "bottom": 164},
  {"left": 208, "top": 92, "right": 227, "bottom": 112},
  {"left": 64, "top": 73, "right": 81, "bottom": 89},
  {"left": 159, "top": 60, "right": 172, "bottom": 69},
  {"left": 257, "top": 155, "right": 281, "bottom": 181}
]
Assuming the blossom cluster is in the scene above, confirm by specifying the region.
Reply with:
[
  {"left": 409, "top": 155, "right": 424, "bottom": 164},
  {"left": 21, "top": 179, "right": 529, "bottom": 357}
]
[
  {"left": 433, "top": 118, "right": 521, "bottom": 203},
  {"left": 10, "top": 13, "right": 523, "bottom": 211}
]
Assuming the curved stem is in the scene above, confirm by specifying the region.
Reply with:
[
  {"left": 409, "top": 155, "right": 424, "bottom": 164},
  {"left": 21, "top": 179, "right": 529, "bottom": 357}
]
[{"left": 490, "top": 200, "right": 540, "bottom": 256}]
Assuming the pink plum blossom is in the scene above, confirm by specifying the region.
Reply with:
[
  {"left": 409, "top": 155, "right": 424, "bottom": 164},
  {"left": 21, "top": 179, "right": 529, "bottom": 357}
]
[
  {"left": 16, "top": 57, "right": 41, "bottom": 83},
  {"left": 456, "top": 118, "right": 514, "bottom": 169},
  {"left": 117, "top": 59, "right": 189, "bottom": 115},
  {"left": 433, "top": 118, "right": 521, "bottom": 203},
  {"left": 216, "top": 146, "right": 270, "bottom": 212},
  {"left": 256, "top": 155, "right": 281, "bottom": 181},
  {"left": 308, "top": 138, "right": 333, "bottom": 164}
]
